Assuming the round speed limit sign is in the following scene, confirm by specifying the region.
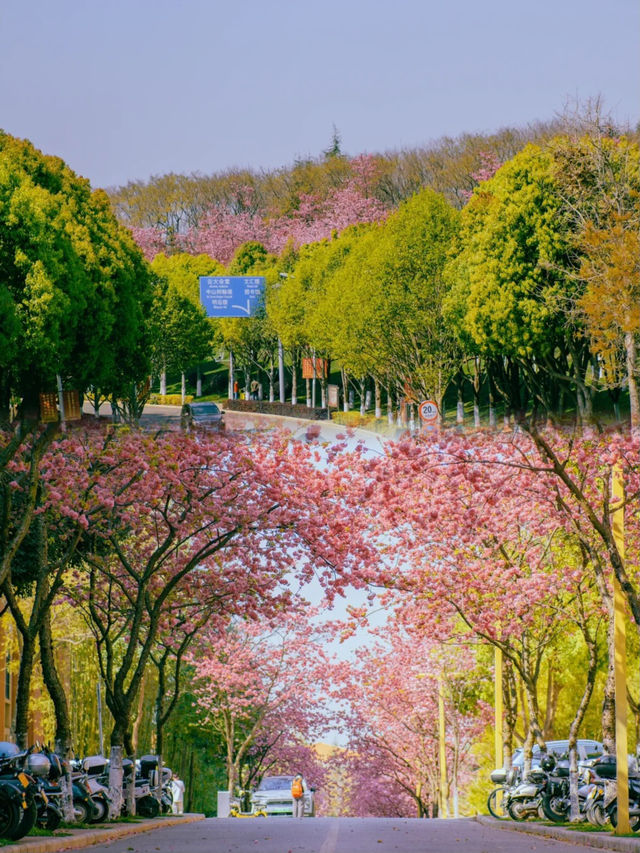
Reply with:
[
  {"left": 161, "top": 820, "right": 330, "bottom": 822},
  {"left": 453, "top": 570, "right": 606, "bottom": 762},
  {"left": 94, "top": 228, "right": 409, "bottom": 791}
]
[{"left": 418, "top": 400, "right": 439, "bottom": 424}]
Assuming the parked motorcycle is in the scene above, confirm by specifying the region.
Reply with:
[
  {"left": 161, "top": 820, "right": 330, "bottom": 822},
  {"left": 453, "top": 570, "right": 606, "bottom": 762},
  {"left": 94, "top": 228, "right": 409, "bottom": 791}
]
[
  {"left": 0, "top": 742, "right": 39, "bottom": 840},
  {"left": 538, "top": 754, "right": 593, "bottom": 822},
  {"left": 121, "top": 758, "right": 160, "bottom": 818},
  {"left": 584, "top": 777, "right": 607, "bottom": 826},
  {"left": 80, "top": 755, "right": 112, "bottom": 822},
  {"left": 140, "top": 754, "right": 173, "bottom": 814},
  {"left": 591, "top": 755, "right": 640, "bottom": 832},
  {"left": 503, "top": 763, "right": 549, "bottom": 821},
  {"left": 25, "top": 751, "right": 63, "bottom": 831}
]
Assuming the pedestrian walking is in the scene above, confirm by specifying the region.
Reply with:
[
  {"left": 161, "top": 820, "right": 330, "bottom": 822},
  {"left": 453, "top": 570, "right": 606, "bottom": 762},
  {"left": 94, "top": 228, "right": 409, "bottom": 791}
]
[
  {"left": 291, "top": 773, "right": 305, "bottom": 818},
  {"left": 171, "top": 772, "right": 185, "bottom": 814}
]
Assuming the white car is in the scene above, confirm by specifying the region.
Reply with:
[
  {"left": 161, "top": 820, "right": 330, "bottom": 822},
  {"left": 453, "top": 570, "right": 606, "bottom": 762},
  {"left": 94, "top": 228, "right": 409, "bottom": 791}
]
[{"left": 250, "top": 775, "right": 315, "bottom": 816}]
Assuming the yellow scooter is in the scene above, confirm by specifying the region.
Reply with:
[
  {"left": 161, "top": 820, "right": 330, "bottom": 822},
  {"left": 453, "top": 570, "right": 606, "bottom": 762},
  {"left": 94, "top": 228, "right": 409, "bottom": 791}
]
[{"left": 229, "top": 802, "right": 267, "bottom": 818}]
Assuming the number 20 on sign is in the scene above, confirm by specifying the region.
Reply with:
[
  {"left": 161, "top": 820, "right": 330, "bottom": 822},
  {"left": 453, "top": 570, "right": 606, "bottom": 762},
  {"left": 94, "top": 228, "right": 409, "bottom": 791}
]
[{"left": 419, "top": 400, "right": 439, "bottom": 424}]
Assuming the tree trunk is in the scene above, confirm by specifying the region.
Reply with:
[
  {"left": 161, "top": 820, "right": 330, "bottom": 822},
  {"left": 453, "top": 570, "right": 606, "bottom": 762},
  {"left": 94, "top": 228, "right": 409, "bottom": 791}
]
[
  {"left": 601, "top": 615, "right": 616, "bottom": 753},
  {"left": 131, "top": 675, "right": 146, "bottom": 752},
  {"left": 125, "top": 747, "right": 136, "bottom": 816},
  {"left": 39, "top": 609, "right": 72, "bottom": 755},
  {"left": 503, "top": 659, "right": 518, "bottom": 769},
  {"left": 108, "top": 745, "right": 124, "bottom": 819},
  {"left": 342, "top": 369, "right": 349, "bottom": 412},
  {"left": 522, "top": 676, "right": 546, "bottom": 775},
  {"left": 488, "top": 368, "right": 497, "bottom": 428},
  {"left": 625, "top": 331, "right": 639, "bottom": 431},
  {"left": 567, "top": 630, "right": 598, "bottom": 821},
  {"left": 14, "top": 632, "right": 35, "bottom": 749},
  {"left": 456, "top": 372, "right": 465, "bottom": 425},
  {"left": 374, "top": 378, "right": 382, "bottom": 419},
  {"left": 291, "top": 351, "right": 297, "bottom": 405}
]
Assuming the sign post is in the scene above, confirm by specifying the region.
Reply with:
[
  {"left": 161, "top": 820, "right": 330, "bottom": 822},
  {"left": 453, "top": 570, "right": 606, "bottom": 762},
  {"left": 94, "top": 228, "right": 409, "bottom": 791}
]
[
  {"left": 199, "top": 277, "right": 265, "bottom": 318},
  {"left": 327, "top": 384, "right": 339, "bottom": 421},
  {"left": 418, "top": 400, "right": 439, "bottom": 428}
]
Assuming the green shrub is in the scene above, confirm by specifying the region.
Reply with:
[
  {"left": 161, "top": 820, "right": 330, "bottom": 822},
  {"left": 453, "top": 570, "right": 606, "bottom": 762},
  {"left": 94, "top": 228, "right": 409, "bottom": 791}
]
[{"left": 149, "top": 394, "right": 193, "bottom": 406}]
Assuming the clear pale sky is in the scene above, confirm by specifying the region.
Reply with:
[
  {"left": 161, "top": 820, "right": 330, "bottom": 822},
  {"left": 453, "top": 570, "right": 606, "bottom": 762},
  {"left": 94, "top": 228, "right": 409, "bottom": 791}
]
[{"left": 1, "top": 0, "right": 638, "bottom": 190}]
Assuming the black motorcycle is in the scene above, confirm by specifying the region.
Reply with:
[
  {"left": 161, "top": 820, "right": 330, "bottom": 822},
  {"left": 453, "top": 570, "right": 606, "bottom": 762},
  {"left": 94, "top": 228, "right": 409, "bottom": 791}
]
[
  {"left": 26, "top": 751, "right": 64, "bottom": 831},
  {"left": 592, "top": 755, "right": 640, "bottom": 832},
  {"left": 0, "top": 741, "right": 39, "bottom": 840}
]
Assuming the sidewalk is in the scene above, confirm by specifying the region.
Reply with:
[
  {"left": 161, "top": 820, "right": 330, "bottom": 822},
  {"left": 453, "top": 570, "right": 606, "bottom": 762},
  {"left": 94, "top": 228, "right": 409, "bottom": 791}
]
[
  {"left": 6, "top": 814, "right": 205, "bottom": 853},
  {"left": 476, "top": 815, "right": 640, "bottom": 851}
]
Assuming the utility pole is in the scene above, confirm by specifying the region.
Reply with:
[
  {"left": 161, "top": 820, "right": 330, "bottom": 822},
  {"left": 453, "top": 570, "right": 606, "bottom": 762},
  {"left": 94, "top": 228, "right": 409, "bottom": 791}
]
[{"left": 612, "top": 464, "right": 630, "bottom": 835}]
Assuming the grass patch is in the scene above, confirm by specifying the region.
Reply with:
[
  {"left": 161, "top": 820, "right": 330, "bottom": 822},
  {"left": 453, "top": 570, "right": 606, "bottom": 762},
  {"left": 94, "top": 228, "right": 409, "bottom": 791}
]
[{"left": 538, "top": 819, "right": 638, "bottom": 838}]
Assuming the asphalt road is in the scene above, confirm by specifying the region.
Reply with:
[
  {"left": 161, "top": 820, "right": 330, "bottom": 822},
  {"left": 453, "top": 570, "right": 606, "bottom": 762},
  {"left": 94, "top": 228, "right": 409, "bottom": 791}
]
[{"left": 83, "top": 816, "right": 607, "bottom": 853}]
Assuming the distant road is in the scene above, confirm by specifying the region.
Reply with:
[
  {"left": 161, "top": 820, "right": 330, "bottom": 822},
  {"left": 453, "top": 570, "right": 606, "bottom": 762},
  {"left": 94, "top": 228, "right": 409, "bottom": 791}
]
[
  {"left": 82, "top": 816, "right": 607, "bottom": 853},
  {"left": 82, "top": 401, "right": 395, "bottom": 453}
]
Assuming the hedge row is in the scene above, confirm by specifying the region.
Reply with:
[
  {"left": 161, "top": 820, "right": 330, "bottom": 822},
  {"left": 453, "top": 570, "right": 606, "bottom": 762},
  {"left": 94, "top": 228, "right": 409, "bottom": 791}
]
[
  {"left": 149, "top": 394, "right": 194, "bottom": 405},
  {"left": 224, "top": 399, "right": 329, "bottom": 421}
]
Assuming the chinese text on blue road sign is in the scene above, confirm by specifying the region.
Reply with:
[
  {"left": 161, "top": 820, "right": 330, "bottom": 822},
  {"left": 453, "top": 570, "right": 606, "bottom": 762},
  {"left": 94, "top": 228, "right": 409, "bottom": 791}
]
[{"left": 199, "top": 276, "right": 265, "bottom": 318}]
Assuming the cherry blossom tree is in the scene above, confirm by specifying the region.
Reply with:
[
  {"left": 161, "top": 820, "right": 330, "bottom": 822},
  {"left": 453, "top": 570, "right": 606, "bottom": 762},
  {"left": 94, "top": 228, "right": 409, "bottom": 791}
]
[
  {"left": 189, "top": 608, "right": 331, "bottom": 797},
  {"left": 329, "top": 625, "right": 489, "bottom": 818},
  {"left": 345, "top": 427, "right": 639, "bottom": 780},
  {"left": 130, "top": 157, "right": 388, "bottom": 264},
  {"left": 30, "top": 421, "right": 372, "bottom": 813}
]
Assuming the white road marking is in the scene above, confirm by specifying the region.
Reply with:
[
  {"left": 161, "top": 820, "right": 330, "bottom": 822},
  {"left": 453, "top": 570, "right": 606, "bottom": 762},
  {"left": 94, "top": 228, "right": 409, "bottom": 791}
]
[{"left": 319, "top": 819, "right": 340, "bottom": 853}]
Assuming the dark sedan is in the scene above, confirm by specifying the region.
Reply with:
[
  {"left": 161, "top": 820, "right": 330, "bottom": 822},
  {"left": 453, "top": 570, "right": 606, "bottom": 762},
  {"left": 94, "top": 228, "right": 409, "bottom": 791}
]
[{"left": 180, "top": 402, "right": 224, "bottom": 431}]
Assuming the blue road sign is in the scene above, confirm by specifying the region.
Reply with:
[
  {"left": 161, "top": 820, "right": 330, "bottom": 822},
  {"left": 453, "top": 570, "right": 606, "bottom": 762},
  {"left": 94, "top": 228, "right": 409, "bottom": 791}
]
[{"left": 199, "top": 276, "right": 265, "bottom": 318}]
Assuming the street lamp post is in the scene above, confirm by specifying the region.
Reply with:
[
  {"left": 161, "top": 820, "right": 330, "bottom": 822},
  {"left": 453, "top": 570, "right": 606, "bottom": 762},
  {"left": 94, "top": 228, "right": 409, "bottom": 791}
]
[
  {"left": 438, "top": 675, "right": 448, "bottom": 818},
  {"left": 495, "top": 643, "right": 503, "bottom": 771},
  {"left": 277, "top": 273, "right": 288, "bottom": 404},
  {"left": 278, "top": 339, "right": 285, "bottom": 404},
  {"left": 612, "top": 464, "right": 630, "bottom": 835}
]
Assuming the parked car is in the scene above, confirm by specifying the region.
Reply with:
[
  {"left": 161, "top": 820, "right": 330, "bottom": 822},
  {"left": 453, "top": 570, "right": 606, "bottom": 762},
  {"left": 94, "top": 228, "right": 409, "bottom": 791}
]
[
  {"left": 180, "top": 402, "right": 224, "bottom": 431},
  {"left": 511, "top": 739, "right": 605, "bottom": 768},
  {"left": 250, "top": 775, "right": 315, "bottom": 816}
]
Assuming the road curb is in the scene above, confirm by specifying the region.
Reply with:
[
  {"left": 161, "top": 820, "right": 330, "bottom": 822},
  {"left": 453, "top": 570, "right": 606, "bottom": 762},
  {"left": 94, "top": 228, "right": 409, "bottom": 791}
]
[
  {"left": 6, "top": 814, "right": 205, "bottom": 852},
  {"left": 475, "top": 814, "right": 640, "bottom": 851}
]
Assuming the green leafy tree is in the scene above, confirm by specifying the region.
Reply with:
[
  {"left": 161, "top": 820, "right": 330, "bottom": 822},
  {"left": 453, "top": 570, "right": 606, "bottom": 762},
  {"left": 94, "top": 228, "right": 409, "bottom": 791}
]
[
  {"left": 0, "top": 132, "right": 152, "bottom": 422},
  {"left": 150, "top": 251, "right": 223, "bottom": 396},
  {"left": 364, "top": 188, "right": 460, "bottom": 411},
  {"left": 445, "top": 144, "right": 580, "bottom": 420}
]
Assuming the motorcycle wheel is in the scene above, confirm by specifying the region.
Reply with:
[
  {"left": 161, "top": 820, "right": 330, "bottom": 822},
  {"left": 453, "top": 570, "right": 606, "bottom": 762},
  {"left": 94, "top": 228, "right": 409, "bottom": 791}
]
[
  {"left": 73, "top": 798, "right": 91, "bottom": 824},
  {"left": 89, "top": 796, "right": 108, "bottom": 823},
  {"left": 42, "top": 804, "right": 62, "bottom": 831},
  {"left": 0, "top": 790, "right": 22, "bottom": 839},
  {"left": 137, "top": 796, "right": 160, "bottom": 818},
  {"left": 586, "top": 802, "right": 608, "bottom": 826},
  {"left": 609, "top": 805, "right": 640, "bottom": 832},
  {"left": 507, "top": 800, "right": 529, "bottom": 821},
  {"left": 487, "top": 787, "right": 509, "bottom": 820},
  {"left": 541, "top": 794, "right": 569, "bottom": 823},
  {"left": 7, "top": 797, "right": 38, "bottom": 840}
]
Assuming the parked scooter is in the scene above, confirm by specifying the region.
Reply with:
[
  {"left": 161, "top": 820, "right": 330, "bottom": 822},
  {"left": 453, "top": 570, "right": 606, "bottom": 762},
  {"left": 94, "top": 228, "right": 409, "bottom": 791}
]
[
  {"left": 68, "top": 759, "right": 100, "bottom": 823},
  {"left": 80, "top": 755, "right": 112, "bottom": 822},
  {"left": 121, "top": 759, "right": 160, "bottom": 818}
]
